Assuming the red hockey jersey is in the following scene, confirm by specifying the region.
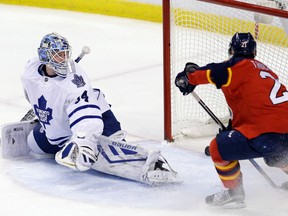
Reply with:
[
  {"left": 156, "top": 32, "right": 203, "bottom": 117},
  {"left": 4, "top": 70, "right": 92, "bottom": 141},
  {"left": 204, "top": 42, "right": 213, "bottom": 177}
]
[{"left": 187, "top": 57, "right": 288, "bottom": 139}]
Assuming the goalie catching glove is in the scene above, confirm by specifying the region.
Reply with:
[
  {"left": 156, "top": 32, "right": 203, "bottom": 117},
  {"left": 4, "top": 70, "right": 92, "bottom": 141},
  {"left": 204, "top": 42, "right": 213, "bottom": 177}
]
[
  {"left": 55, "top": 138, "right": 97, "bottom": 171},
  {"left": 175, "top": 62, "right": 199, "bottom": 95}
]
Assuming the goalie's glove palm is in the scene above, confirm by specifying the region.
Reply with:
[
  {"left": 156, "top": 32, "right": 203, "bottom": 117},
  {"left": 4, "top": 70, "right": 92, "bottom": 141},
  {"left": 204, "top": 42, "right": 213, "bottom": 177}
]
[{"left": 175, "top": 62, "right": 199, "bottom": 95}]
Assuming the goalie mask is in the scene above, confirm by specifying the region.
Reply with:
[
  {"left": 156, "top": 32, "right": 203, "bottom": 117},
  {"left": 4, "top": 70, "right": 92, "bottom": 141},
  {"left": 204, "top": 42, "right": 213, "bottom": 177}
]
[
  {"left": 38, "top": 32, "right": 73, "bottom": 77},
  {"left": 228, "top": 32, "right": 257, "bottom": 58}
]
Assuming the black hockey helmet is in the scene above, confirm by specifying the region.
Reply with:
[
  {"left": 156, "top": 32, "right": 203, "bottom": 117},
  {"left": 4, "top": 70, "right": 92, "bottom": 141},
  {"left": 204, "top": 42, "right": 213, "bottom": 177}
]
[{"left": 228, "top": 32, "right": 257, "bottom": 58}]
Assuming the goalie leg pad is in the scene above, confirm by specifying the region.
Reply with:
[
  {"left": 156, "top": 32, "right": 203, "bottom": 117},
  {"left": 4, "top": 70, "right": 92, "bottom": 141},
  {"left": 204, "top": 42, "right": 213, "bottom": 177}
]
[
  {"left": 92, "top": 135, "right": 148, "bottom": 182},
  {"left": 108, "top": 130, "right": 127, "bottom": 141},
  {"left": 1, "top": 120, "right": 38, "bottom": 158},
  {"left": 91, "top": 135, "right": 182, "bottom": 185}
]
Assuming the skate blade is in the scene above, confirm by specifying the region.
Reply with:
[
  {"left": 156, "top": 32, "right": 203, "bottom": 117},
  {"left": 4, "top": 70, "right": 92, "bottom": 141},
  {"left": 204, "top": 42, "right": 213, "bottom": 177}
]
[{"left": 222, "top": 201, "right": 246, "bottom": 209}]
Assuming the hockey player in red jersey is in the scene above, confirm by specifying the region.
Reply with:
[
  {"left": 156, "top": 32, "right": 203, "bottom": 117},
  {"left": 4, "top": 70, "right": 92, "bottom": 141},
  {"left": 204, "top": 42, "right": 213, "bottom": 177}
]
[{"left": 175, "top": 32, "right": 288, "bottom": 207}]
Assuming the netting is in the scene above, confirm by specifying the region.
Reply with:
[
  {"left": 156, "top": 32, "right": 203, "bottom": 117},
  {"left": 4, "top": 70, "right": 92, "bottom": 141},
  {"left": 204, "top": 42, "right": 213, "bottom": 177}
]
[{"left": 168, "top": 0, "right": 288, "bottom": 139}]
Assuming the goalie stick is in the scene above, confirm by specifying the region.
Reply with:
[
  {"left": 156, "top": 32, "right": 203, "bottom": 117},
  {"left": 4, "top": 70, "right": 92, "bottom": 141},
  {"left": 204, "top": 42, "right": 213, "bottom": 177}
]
[
  {"left": 21, "top": 46, "right": 91, "bottom": 122},
  {"left": 191, "top": 91, "right": 288, "bottom": 191}
]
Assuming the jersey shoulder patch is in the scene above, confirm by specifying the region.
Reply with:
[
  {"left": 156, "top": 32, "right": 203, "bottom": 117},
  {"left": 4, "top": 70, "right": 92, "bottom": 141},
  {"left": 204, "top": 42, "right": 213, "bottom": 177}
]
[{"left": 71, "top": 74, "right": 86, "bottom": 88}]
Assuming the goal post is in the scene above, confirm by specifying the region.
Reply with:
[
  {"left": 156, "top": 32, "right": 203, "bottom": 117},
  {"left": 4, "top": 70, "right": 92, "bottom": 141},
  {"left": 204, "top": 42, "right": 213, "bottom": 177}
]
[{"left": 163, "top": 0, "right": 288, "bottom": 141}]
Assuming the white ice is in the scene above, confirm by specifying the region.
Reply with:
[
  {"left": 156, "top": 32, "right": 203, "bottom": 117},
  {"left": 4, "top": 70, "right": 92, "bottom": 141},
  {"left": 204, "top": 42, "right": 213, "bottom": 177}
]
[{"left": 0, "top": 4, "right": 287, "bottom": 216}]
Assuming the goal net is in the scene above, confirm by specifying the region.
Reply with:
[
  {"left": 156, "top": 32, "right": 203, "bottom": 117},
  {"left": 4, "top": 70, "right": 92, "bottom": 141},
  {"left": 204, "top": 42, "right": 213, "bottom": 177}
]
[{"left": 163, "top": 0, "right": 288, "bottom": 141}]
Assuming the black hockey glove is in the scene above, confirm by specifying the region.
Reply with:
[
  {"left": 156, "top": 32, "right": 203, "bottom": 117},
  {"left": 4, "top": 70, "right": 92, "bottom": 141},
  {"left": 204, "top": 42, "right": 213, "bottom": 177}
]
[
  {"left": 218, "top": 119, "right": 232, "bottom": 134},
  {"left": 175, "top": 72, "right": 195, "bottom": 95},
  {"left": 175, "top": 62, "right": 199, "bottom": 96},
  {"left": 183, "top": 62, "right": 199, "bottom": 74}
]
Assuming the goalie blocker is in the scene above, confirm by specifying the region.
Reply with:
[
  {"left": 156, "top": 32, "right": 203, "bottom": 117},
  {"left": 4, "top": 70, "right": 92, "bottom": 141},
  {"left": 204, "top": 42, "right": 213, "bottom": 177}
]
[{"left": 1, "top": 120, "right": 182, "bottom": 185}]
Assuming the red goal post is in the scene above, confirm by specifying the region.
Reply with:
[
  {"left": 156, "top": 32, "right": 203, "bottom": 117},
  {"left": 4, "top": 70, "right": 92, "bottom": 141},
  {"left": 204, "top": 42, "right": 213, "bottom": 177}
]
[{"left": 163, "top": 0, "right": 288, "bottom": 141}]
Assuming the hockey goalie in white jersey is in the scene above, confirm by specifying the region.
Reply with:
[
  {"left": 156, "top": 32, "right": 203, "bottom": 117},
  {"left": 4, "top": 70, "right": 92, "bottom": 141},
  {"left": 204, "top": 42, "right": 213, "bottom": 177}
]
[{"left": 1, "top": 32, "right": 181, "bottom": 185}]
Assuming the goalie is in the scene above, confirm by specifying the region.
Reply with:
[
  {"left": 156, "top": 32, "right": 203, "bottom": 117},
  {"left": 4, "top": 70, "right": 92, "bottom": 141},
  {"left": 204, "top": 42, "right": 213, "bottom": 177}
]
[{"left": 1, "top": 32, "right": 180, "bottom": 185}]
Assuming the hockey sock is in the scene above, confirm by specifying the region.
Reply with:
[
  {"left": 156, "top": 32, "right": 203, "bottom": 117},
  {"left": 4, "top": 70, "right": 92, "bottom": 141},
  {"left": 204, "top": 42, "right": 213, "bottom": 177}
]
[{"left": 214, "top": 161, "right": 241, "bottom": 188}]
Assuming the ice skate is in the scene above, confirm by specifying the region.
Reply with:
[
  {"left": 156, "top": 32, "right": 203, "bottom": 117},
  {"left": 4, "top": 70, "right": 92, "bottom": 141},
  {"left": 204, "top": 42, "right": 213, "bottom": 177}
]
[
  {"left": 142, "top": 152, "right": 182, "bottom": 185},
  {"left": 205, "top": 185, "right": 246, "bottom": 208},
  {"left": 154, "top": 159, "right": 169, "bottom": 171}
]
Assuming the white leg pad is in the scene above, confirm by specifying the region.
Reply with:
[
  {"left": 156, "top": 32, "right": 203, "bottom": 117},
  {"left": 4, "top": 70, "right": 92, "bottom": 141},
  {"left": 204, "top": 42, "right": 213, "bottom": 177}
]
[
  {"left": 92, "top": 135, "right": 148, "bottom": 182},
  {"left": 91, "top": 135, "right": 182, "bottom": 185},
  {"left": 1, "top": 120, "right": 37, "bottom": 158}
]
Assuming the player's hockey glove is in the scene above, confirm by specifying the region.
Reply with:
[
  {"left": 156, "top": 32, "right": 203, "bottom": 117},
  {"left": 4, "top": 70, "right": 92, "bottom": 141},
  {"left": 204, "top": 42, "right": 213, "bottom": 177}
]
[
  {"left": 175, "top": 62, "right": 199, "bottom": 95},
  {"left": 218, "top": 119, "right": 232, "bottom": 134}
]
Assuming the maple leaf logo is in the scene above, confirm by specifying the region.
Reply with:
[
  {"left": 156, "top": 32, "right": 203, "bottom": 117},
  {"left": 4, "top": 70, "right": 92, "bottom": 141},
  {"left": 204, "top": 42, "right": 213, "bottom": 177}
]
[
  {"left": 72, "top": 74, "right": 85, "bottom": 88},
  {"left": 33, "top": 95, "right": 53, "bottom": 129}
]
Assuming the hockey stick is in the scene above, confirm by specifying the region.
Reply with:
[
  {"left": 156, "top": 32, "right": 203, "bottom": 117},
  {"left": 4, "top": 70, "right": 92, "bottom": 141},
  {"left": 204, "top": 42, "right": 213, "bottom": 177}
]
[
  {"left": 21, "top": 46, "right": 91, "bottom": 122},
  {"left": 191, "top": 91, "right": 288, "bottom": 190},
  {"left": 20, "top": 108, "right": 36, "bottom": 122},
  {"left": 75, "top": 46, "right": 91, "bottom": 63}
]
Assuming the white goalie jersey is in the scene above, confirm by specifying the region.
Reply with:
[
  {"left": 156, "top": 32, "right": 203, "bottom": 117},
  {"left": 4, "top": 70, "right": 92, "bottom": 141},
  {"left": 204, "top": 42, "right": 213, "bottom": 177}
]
[{"left": 21, "top": 57, "right": 105, "bottom": 145}]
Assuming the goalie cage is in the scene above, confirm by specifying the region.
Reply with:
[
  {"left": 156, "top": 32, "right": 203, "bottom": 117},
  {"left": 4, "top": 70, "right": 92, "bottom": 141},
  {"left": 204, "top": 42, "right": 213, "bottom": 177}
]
[{"left": 163, "top": 0, "right": 288, "bottom": 141}]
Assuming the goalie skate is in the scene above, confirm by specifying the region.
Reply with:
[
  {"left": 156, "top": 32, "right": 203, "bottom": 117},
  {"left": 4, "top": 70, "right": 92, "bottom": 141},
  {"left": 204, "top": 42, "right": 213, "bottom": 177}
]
[
  {"left": 145, "top": 168, "right": 182, "bottom": 186},
  {"left": 142, "top": 153, "right": 182, "bottom": 185}
]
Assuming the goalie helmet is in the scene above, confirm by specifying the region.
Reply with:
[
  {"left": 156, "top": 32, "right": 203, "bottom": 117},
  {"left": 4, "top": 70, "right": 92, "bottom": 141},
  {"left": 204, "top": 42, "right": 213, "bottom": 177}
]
[
  {"left": 228, "top": 32, "right": 257, "bottom": 58},
  {"left": 38, "top": 32, "right": 72, "bottom": 77}
]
